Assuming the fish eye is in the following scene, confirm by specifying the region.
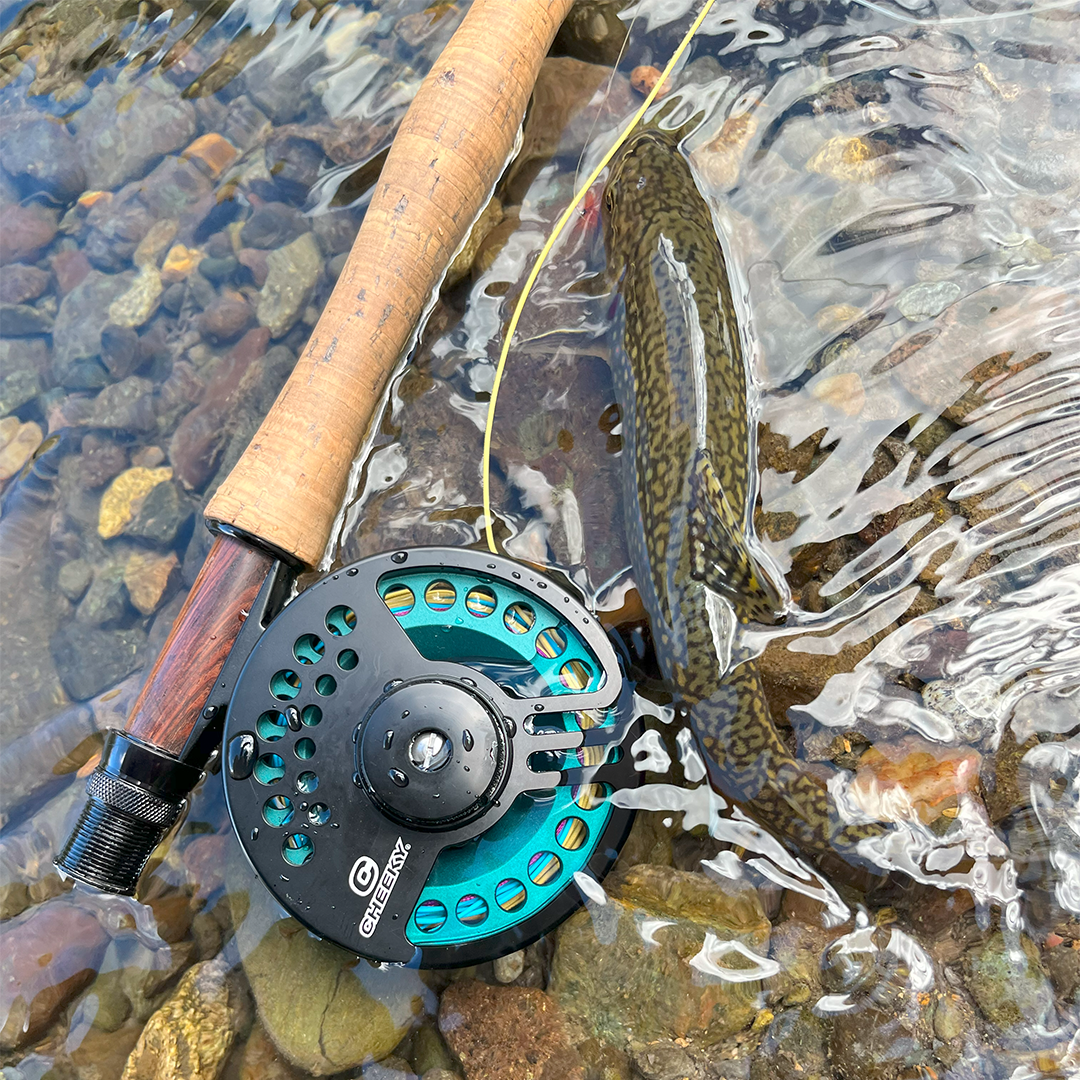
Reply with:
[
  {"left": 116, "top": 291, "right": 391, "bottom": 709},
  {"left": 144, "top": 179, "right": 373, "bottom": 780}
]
[{"left": 636, "top": 175, "right": 647, "bottom": 190}]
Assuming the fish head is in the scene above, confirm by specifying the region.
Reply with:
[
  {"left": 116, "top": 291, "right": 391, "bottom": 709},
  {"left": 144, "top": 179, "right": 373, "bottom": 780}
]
[{"left": 601, "top": 127, "right": 682, "bottom": 259}]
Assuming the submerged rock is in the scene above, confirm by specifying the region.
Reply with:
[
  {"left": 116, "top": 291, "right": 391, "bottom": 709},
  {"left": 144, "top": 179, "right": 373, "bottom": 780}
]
[
  {"left": 553, "top": 0, "right": 630, "bottom": 65},
  {"left": 98, "top": 466, "right": 174, "bottom": 539},
  {"left": 124, "top": 551, "right": 180, "bottom": 615},
  {"left": 850, "top": 735, "right": 981, "bottom": 824},
  {"left": 256, "top": 232, "right": 321, "bottom": 338},
  {"left": 0, "top": 203, "right": 58, "bottom": 265},
  {"left": 829, "top": 1000, "right": 936, "bottom": 1080},
  {"left": 168, "top": 328, "right": 270, "bottom": 491},
  {"left": 109, "top": 264, "right": 164, "bottom": 328},
  {"left": 242, "top": 917, "right": 423, "bottom": 1075},
  {"left": 0, "top": 338, "right": 48, "bottom": 414},
  {"left": 2, "top": 112, "right": 85, "bottom": 198},
  {"left": 51, "top": 269, "right": 136, "bottom": 389},
  {"left": 50, "top": 622, "right": 147, "bottom": 700},
  {"left": 962, "top": 932, "right": 1059, "bottom": 1036},
  {"left": 57, "top": 557, "right": 94, "bottom": 601},
  {"left": 237, "top": 1020, "right": 306, "bottom": 1080},
  {"left": 76, "top": 559, "right": 128, "bottom": 626},
  {"left": 897, "top": 280, "right": 961, "bottom": 322},
  {"left": 124, "top": 481, "right": 192, "bottom": 547},
  {"left": 239, "top": 203, "right": 307, "bottom": 251},
  {"left": 0, "top": 301, "right": 54, "bottom": 336},
  {"left": 80, "top": 432, "right": 129, "bottom": 488},
  {"left": 120, "top": 956, "right": 243, "bottom": 1080},
  {"left": 90, "top": 375, "right": 156, "bottom": 432},
  {"left": 182, "top": 133, "right": 239, "bottom": 180},
  {"left": 549, "top": 864, "right": 771, "bottom": 1047},
  {"left": 750, "top": 1005, "right": 829, "bottom": 1080},
  {"left": 439, "top": 981, "right": 585, "bottom": 1080},
  {"left": 0, "top": 420, "right": 43, "bottom": 482},
  {"left": 198, "top": 296, "right": 254, "bottom": 343},
  {"left": 0, "top": 263, "right": 50, "bottom": 305},
  {"left": 73, "top": 75, "right": 198, "bottom": 190},
  {"left": 0, "top": 902, "right": 110, "bottom": 1049}
]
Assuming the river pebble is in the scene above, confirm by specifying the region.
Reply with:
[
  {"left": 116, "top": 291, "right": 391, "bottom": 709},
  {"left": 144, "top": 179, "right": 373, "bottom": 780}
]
[
  {"left": 124, "top": 481, "right": 192, "bottom": 547},
  {"left": 896, "top": 281, "right": 962, "bottom": 322},
  {"left": 962, "top": 932, "right": 1059, "bottom": 1037},
  {"left": 439, "top": 981, "right": 585, "bottom": 1080},
  {"left": 240, "top": 203, "right": 308, "bottom": 251},
  {"left": 72, "top": 75, "right": 198, "bottom": 191},
  {"left": 79, "top": 433, "right": 128, "bottom": 488},
  {"left": 108, "top": 265, "right": 164, "bottom": 329},
  {"left": 51, "top": 269, "right": 135, "bottom": 389},
  {"left": 241, "top": 917, "right": 422, "bottom": 1075},
  {"left": 124, "top": 551, "right": 180, "bottom": 615},
  {"left": 57, "top": 558, "right": 93, "bottom": 602},
  {"left": 49, "top": 623, "right": 147, "bottom": 700},
  {"left": 90, "top": 376, "right": 156, "bottom": 432},
  {"left": 553, "top": 0, "right": 629, "bottom": 66},
  {"left": 0, "top": 203, "right": 58, "bottom": 265},
  {"left": 0, "top": 264, "right": 50, "bottom": 306},
  {"left": 51, "top": 248, "right": 92, "bottom": 295},
  {"left": 198, "top": 296, "right": 254, "bottom": 342},
  {"left": 2, "top": 112, "right": 85, "bottom": 199},
  {"left": 750, "top": 1005, "right": 828, "bottom": 1080},
  {"left": 0, "top": 302, "right": 54, "bottom": 336},
  {"left": 256, "top": 233, "right": 321, "bottom": 338},
  {"left": 0, "top": 419, "right": 43, "bottom": 482},
  {"left": 75, "top": 560, "right": 127, "bottom": 626},
  {"left": 181, "top": 133, "right": 239, "bottom": 180},
  {"left": 0, "top": 902, "right": 110, "bottom": 1050},
  {"left": 550, "top": 864, "right": 770, "bottom": 1046},
  {"left": 120, "top": 956, "right": 243, "bottom": 1080},
  {"left": 0, "top": 339, "right": 48, "bottom": 414}
]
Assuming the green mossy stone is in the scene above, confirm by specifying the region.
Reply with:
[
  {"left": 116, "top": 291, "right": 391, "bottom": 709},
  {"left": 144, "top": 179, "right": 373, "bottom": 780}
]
[
  {"left": 549, "top": 865, "right": 770, "bottom": 1048},
  {"left": 962, "top": 932, "right": 1058, "bottom": 1032},
  {"left": 242, "top": 918, "right": 424, "bottom": 1076}
]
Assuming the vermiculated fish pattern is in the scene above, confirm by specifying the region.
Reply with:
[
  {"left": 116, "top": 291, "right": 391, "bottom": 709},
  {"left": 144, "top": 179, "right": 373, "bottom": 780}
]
[{"left": 602, "top": 126, "right": 878, "bottom": 855}]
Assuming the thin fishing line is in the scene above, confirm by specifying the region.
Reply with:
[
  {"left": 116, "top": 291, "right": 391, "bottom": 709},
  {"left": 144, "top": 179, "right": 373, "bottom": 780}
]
[
  {"left": 482, "top": 0, "right": 718, "bottom": 554},
  {"left": 573, "top": 7, "right": 641, "bottom": 191}
]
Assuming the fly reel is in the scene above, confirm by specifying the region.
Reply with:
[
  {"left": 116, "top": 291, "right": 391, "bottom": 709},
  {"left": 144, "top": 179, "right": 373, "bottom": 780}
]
[{"left": 222, "top": 547, "right": 643, "bottom": 966}]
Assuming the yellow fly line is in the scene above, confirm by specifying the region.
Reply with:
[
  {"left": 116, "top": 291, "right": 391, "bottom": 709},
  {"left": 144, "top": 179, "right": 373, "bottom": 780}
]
[{"left": 481, "top": 0, "right": 718, "bottom": 554}]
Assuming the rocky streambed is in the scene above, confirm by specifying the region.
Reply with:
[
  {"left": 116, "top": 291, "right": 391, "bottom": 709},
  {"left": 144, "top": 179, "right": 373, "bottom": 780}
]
[{"left": 2, "top": 1, "right": 1079, "bottom": 1079}]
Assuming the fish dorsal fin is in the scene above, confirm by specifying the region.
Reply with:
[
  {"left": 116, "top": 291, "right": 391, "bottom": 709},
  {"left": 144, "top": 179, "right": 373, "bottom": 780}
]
[{"left": 689, "top": 451, "right": 783, "bottom": 624}]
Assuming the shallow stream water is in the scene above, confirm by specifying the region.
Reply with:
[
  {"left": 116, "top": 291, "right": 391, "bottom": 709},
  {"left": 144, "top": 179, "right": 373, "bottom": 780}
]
[{"left": 1, "top": 1, "right": 1078, "bottom": 1078}]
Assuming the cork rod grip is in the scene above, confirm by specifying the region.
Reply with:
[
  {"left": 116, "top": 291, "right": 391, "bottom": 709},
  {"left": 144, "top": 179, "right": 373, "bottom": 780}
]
[{"left": 205, "top": 0, "right": 575, "bottom": 567}]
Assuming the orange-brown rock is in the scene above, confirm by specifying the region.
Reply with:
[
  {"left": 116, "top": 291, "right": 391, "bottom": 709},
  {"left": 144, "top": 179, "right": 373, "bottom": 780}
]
[
  {"left": 440, "top": 980, "right": 585, "bottom": 1080},
  {"left": 630, "top": 64, "right": 671, "bottom": 98},
  {"left": 182, "top": 133, "right": 239, "bottom": 178},
  {"left": 851, "top": 735, "right": 981, "bottom": 823}
]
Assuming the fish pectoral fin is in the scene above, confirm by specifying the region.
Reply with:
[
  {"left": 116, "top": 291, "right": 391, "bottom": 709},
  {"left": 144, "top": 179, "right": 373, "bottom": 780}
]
[{"left": 689, "top": 451, "right": 784, "bottom": 623}]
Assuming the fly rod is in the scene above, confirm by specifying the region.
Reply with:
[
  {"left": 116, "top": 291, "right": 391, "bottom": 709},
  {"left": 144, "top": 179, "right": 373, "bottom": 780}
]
[{"left": 57, "top": 0, "right": 579, "bottom": 895}]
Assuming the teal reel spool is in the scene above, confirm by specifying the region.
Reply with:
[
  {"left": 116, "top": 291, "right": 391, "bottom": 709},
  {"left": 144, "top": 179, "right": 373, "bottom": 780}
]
[{"left": 223, "top": 547, "right": 643, "bottom": 966}]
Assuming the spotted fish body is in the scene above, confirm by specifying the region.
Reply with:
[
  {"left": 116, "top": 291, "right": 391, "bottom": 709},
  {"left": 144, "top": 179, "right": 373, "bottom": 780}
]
[{"left": 602, "top": 127, "right": 873, "bottom": 855}]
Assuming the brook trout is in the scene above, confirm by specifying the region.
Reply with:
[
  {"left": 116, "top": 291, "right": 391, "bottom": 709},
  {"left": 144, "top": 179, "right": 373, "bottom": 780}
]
[{"left": 602, "top": 127, "right": 875, "bottom": 855}]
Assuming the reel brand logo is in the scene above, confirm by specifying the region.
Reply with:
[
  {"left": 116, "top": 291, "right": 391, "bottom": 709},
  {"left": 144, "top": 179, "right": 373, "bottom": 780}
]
[
  {"left": 348, "top": 856, "right": 380, "bottom": 897},
  {"left": 358, "top": 837, "right": 411, "bottom": 939}
]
